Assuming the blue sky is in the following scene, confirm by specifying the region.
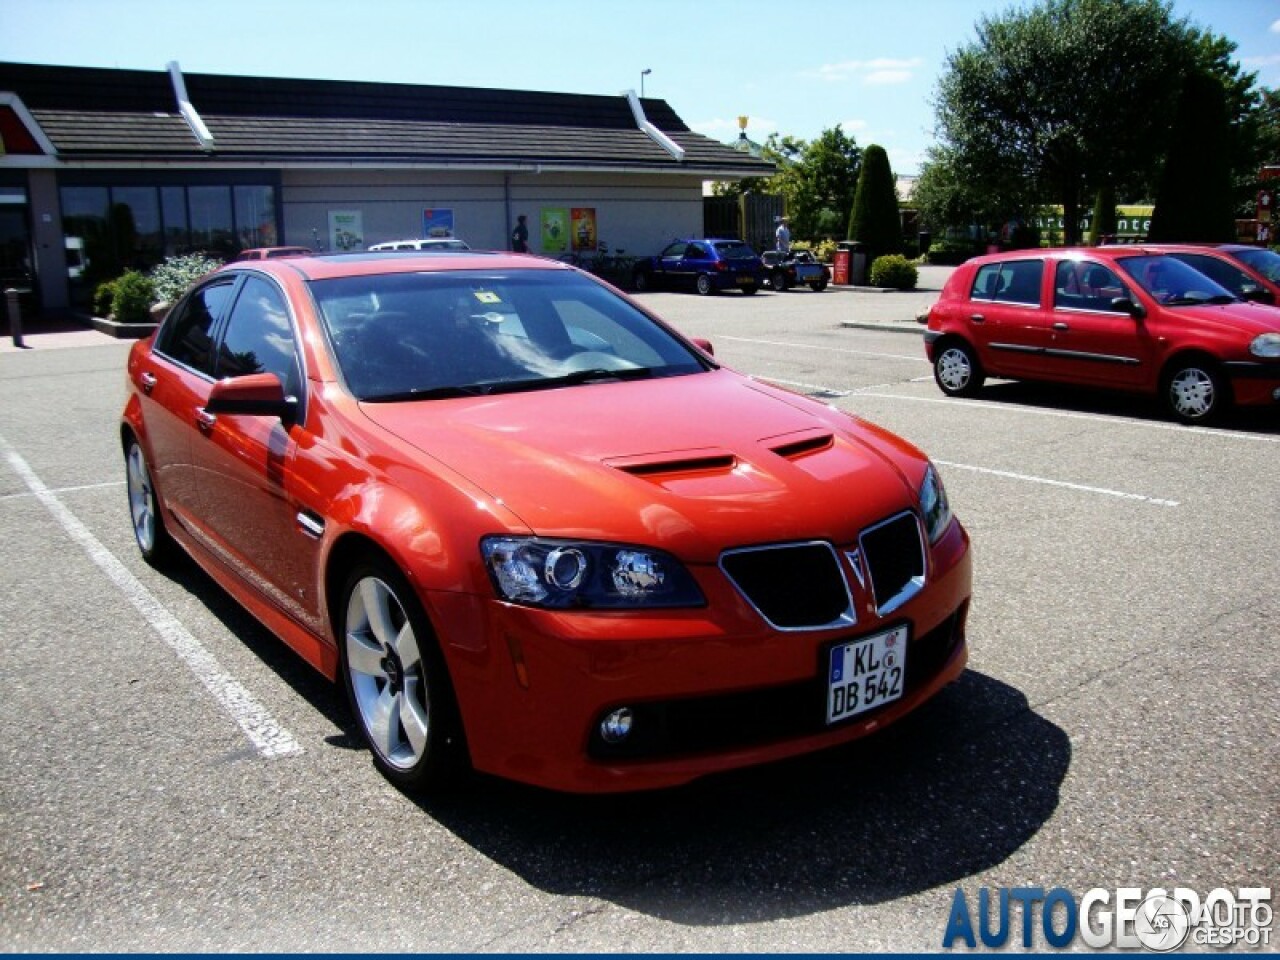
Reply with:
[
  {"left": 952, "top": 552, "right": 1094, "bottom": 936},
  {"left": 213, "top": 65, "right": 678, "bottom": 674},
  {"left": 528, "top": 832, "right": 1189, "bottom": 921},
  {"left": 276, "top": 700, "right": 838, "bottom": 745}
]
[{"left": 1, "top": 0, "right": 1277, "bottom": 175}]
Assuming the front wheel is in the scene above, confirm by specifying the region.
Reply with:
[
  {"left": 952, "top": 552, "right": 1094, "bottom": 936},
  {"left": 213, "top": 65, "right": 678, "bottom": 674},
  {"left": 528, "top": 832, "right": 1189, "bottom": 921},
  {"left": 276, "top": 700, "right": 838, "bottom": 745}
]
[
  {"left": 810, "top": 277, "right": 828, "bottom": 292},
  {"left": 125, "top": 437, "right": 174, "bottom": 566},
  {"left": 772, "top": 269, "right": 789, "bottom": 293},
  {"left": 632, "top": 270, "right": 650, "bottom": 292},
  {"left": 340, "top": 557, "right": 468, "bottom": 792},
  {"left": 933, "top": 341, "right": 985, "bottom": 397},
  {"left": 695, "top": 274, "right": 715, "bottom": 296},
  {"left": 1163, "top": 360, "right": 1228, "bottom": 424}
]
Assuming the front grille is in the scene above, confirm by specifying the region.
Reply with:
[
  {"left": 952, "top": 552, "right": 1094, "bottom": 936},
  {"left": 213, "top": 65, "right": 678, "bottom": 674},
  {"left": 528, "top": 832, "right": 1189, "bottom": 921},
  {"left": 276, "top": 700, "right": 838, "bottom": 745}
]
[
  {"left": 587, "top": 604, "right": 968, "bottom": 762},
  {"left": 859, "top": 511, "right": 926, "bottom": 614},
  {"left": 719, "top": 542, "right": 854, "bottom": 630}
]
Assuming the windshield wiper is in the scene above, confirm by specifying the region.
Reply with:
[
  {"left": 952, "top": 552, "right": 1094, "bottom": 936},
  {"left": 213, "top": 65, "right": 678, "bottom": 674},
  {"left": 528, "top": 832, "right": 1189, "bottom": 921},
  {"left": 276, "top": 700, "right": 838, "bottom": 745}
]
[
  {"left": 483, "top": 366, "right": 658, "bottom": 396},
  {"left": 362, "top": 384, "right": 488, "bottom": 402}
]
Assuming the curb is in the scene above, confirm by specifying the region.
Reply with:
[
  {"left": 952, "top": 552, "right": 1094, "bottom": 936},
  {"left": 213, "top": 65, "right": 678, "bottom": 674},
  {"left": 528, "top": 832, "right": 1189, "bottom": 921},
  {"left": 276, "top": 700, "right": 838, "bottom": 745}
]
[{"left": 841, "top": 321, "right": 924, "bottom": 335}]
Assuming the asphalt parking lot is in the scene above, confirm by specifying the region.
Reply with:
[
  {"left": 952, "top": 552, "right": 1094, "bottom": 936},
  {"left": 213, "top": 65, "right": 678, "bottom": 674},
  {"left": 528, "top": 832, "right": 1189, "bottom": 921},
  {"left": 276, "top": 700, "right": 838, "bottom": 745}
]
[{"left": 1, "top": 276, "right": 1275, "bottom": 951}]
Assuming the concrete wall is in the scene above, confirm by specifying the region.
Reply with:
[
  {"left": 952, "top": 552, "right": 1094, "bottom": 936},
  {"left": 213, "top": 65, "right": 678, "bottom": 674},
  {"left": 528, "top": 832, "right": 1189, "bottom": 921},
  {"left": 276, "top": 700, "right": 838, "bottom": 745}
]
[{"left": 280, "top": 169, "right": 704, "bottom": 258}]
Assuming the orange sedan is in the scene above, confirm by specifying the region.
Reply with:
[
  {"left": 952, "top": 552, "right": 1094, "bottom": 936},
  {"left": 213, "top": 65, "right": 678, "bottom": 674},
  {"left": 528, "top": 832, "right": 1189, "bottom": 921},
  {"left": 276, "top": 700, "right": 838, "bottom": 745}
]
[{"left": 122, "top": 251, "right": 971, "bottom": 793}]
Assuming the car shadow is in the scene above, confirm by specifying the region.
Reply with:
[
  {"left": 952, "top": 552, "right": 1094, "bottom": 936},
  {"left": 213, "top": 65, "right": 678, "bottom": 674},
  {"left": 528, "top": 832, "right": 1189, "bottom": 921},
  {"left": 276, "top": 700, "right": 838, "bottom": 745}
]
[
  {"left": 150, "top": 555, "right": 1069, "bottom": 925},
  {"left": 977, "top": 380, "right": 1280, "bottom": 434},
  {"left": 414, "top": 669, "right": 1069, "bottom": 925}
]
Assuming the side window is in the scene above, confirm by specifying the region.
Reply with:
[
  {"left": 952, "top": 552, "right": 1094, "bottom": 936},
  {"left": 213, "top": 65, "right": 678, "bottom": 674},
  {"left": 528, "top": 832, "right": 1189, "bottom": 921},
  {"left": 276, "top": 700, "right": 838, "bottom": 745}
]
[
  {"left": 214, "top": 276, "right": 300, "bottom": 395},
  {"left": 997, "top": 260, "right": 1043, "bottom": 305},
  {"left": 685, "top": 244, "right": 709, "bottom": 261},
  {"left": 971, "top": 264, "right": 1004, "bottom": 301},
  {"left": 156, "top": 280, "right": 236, "bottom": 375},
  {"left": 660, "top": 242, "right": 687, "bottom": 259},
  {"left": 1055, "top": 261, "right": 1127, "bottom": 310}
]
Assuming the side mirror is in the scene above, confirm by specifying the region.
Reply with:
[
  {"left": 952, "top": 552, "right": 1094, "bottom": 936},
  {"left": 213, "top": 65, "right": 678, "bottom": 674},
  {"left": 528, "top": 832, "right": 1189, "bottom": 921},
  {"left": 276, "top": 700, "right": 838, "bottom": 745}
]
[
  {"left": 206, "top": 373, "right": 298, "bottom": 421},
  {"left": 1111, "top": 297, "right": 1146, "bottom": 320},
  {"left": 691, "top": 337, "right": 715, "bottom": 357}
]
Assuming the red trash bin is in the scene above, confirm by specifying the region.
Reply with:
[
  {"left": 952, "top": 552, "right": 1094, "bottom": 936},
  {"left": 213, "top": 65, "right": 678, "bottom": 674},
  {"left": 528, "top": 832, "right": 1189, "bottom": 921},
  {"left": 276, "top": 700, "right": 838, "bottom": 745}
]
[{"left": 833, "top": 249, "right": 851, "bottom": 285}]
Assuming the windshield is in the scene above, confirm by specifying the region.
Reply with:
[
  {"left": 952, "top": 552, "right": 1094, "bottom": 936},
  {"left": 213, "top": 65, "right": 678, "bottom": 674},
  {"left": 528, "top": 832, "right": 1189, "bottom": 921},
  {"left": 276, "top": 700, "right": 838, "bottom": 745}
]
[
  {"left": 313, "top": 269, "right": 708, "bottom": 401},
  {"left": 1231, "top": 247, "right": 1280, "bottom": 283},
  {"left": 1116, "top": 255, "right": 1237, "bottom": 305}
]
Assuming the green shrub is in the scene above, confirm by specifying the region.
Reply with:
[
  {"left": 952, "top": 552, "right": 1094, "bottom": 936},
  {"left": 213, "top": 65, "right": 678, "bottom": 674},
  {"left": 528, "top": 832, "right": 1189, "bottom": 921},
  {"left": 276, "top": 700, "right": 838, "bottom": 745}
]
[
  {"left": 93, "top": 279, "right": 119, "bottom": 318},
  {"left": 926, "top": 239, "right": 975, "bottom": 265},
  {"left": 149, "top": 253, "right": 223, "bottom": 304},
  {"left": 869, "top": 254, "right": 918, "bottom": 290},
  {"left": 111, "top": 271, "right": 156, "bottom": 325}
]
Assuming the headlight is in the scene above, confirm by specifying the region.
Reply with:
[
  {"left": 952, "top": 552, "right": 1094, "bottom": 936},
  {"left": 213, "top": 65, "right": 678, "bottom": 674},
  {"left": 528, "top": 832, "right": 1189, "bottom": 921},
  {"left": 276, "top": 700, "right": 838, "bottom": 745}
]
[
  {"left": 1250, "top": 332, "right": 1280, "bottom": 358},
  {"left": 919, "top": 464, "right": 953, "bottom": 544},
  {"left": 480, "top": 537, "right": 704, "bottom": 609}
]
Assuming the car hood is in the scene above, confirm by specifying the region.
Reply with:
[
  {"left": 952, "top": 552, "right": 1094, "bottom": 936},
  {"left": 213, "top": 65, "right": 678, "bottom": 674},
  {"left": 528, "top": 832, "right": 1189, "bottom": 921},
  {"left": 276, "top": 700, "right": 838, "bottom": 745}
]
[
  {"left": 1160, "top": 300, "right": 1280, "bottom": 336},
  {"left": 358, "top": 371, "right": 919, "bottom": 561}
]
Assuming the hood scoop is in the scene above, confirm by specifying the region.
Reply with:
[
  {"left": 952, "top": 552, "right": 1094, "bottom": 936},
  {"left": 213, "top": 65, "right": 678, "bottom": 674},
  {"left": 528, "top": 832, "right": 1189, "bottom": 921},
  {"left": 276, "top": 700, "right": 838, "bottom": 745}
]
[
  {"left": 607, "top": 449, "right": 739, "bottom": 479},
  {"left": 766, "top": 429, "right": 835, "bottom": 461}
]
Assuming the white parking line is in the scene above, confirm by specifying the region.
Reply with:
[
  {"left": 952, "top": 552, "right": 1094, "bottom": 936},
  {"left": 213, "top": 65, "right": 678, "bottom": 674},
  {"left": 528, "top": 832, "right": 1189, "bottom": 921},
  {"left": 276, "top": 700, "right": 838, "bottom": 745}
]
[
  {"left": 856, "top": 391, "right": 1280, "bottom": 444},
  {"left": 0, "top": 479, "right": 124, "bottom": 502},
  {"left": 0, "top": 434, "right": 303, "bottom": 760},
  {"left": 933, "top": 459, "right": 1180, "bottom": 507}
]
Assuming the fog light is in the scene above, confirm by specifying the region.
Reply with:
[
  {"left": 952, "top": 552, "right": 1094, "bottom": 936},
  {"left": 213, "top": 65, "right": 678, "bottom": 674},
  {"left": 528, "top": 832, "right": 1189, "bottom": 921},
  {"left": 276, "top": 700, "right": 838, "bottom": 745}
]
[
  {"left": 600, "top": 707, "right": 634, "bottom": 743},
  {"left": 1273, "top": 387, "right": 1280, "bottom": 401}
]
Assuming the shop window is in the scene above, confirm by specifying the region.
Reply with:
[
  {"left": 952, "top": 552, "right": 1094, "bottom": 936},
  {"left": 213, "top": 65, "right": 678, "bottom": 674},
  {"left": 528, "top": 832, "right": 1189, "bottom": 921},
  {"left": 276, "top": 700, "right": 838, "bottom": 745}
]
[
  {"left": 234, "top": 185, "right": 278, "bottom": 250},
  {"left": 189, "top": 185, "right": 235, "bottom": 258}
]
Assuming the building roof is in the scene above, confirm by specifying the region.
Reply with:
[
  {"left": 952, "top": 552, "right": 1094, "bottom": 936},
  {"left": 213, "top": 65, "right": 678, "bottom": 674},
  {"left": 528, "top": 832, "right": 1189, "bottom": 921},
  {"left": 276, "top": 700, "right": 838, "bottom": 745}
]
[{"left": 0, "top": 61, "right": 774, "bottom": 177}]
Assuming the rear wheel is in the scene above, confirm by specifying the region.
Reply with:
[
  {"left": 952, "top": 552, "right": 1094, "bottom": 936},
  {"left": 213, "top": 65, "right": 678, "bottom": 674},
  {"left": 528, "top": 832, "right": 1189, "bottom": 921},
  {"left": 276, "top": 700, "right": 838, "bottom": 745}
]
[
  {"left": 124, "top": 437, "right": 174, "bottom": 566},
  {"left": 772, "top": 269, "right": 790, "bottom": 292},
  {"left": 632, "top": 269, "right": 650, "bottom": 292},
  {"left": 1163, "top": 359, "right": 1228, "bottom": 424},
  {"left": 340, "top": 556, "right": 468, "bottom": 792},
  {"left": 695, "top": 274, "right": 715, "bottom": 296},
  {"left": 933, "top": 340, "right": 985, "bottom": 397},
  {"left": 810, "top": 277, "right": 828, "bottom": 292},
  {"left": 741, "top": 284, "right": 758, "bottom": 295}
]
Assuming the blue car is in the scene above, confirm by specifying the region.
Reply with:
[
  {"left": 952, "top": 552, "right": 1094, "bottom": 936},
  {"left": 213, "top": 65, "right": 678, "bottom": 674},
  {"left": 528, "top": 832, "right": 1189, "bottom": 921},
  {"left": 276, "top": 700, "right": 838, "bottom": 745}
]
[{"left": 633, "top": 238, "right": 764, "bottom": 295}]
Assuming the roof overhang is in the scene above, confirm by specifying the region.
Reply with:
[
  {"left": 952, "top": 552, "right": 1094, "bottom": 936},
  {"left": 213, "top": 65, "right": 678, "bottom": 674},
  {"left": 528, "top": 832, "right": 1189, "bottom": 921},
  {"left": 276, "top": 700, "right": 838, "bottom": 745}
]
[{"left": 0, "top": 92, "right": 57, "bottom": 155}]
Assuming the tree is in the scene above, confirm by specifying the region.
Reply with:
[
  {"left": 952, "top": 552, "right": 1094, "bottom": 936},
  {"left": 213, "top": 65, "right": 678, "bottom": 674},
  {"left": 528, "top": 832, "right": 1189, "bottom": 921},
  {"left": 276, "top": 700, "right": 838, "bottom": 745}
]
[
  {"left": 1148, "top": 70, "right": 1237, "bottom": 242},
  {"left": 713, "top": 127, "right": 861, "bottom": 242},
  {"left": 848, "top": 145, "right": 902, "bottom": 260},
  {"left": 931, "top": 0, "right": 1251, "bottom": 245}
]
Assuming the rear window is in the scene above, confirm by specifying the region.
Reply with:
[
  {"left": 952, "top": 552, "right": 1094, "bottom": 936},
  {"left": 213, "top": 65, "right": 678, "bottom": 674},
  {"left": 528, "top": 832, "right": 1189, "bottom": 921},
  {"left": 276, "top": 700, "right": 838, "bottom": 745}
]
[
  {"left": 971, "top": 260, "right": 1043, "bottom": 306},
  {"left": 713, "top": 241, "right": 758, "bottom": 261}
]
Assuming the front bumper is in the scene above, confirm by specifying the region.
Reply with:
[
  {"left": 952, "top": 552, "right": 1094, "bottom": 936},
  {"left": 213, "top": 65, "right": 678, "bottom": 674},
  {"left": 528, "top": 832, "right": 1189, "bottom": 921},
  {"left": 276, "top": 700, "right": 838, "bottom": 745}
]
[
  {"left": 1223, "top": 360, "right": 1280, "bottom": 407},
  {"left": 427, "top": 519, "right": 973, "bottom": 793}
]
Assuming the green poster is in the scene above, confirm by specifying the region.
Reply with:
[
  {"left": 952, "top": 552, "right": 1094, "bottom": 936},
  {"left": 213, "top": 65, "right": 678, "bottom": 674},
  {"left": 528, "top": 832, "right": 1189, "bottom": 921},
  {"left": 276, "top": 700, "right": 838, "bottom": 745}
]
[{"left": 541, "top": 208, "right": 568, "bottom": 253}]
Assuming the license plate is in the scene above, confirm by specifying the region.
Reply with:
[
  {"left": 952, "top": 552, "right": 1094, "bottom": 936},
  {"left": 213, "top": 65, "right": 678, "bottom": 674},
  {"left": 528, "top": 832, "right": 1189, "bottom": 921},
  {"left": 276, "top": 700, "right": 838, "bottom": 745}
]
[
  {"left": 736, "top": 275, "right": 753, "bottom": 285},
  {"left": 825, "top": 625, "right": 906, "bottom": 724}
]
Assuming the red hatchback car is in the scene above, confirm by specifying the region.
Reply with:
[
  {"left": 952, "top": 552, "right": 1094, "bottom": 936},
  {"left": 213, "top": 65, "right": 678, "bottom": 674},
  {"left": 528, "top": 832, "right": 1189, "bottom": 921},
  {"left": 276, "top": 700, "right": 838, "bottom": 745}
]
[
  {"left": 122, "top": 251, "right": 972, "bottom": 794},
  {"left": 925, "top": 248, "right": 1280, "bottom": 423}
]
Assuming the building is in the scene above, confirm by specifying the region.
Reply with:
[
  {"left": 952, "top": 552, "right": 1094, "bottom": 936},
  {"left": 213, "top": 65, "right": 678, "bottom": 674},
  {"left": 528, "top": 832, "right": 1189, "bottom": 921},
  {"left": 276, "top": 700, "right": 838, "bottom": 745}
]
[{"left": 0, "top": 61, "right": 772, "bottom": 315}]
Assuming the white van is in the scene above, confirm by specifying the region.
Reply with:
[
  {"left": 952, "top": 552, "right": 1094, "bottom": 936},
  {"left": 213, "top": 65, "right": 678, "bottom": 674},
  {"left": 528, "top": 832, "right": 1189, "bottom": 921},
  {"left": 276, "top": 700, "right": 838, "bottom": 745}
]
[{"left": 368, "top": 238, "right": 470, "bottom": 252}]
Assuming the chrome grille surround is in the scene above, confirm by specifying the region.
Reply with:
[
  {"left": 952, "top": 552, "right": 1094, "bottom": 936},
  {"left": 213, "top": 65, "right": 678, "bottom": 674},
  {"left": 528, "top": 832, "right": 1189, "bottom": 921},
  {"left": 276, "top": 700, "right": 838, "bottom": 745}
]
[{"left": 858, "top": 510, "right": 927, "bottom": 616}]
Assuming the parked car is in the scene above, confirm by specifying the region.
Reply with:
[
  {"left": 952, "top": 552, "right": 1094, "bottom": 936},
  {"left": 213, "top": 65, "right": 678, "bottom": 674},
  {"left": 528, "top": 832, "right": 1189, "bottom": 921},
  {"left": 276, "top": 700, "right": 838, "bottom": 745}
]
[
  {"left": 122, "top": 250, "right": 972, "bottom": 794},
  {"left": 1113, "top": 243, "right": 1280, "bottom": 305},
  {"left": 369, "top": 238, "right": 471, "bottom": 252},
  {"left": 233, "top": 246, "right": 314, "bottom": 261},
  {"left": 633, "top": 238, "right": 764, "bottom": 295},
  {"left": 924, "top": 248, "right": 1280, "bottom": 424},
  {"left": 762, "top": 249, "right": 831, "bottom": 292}
]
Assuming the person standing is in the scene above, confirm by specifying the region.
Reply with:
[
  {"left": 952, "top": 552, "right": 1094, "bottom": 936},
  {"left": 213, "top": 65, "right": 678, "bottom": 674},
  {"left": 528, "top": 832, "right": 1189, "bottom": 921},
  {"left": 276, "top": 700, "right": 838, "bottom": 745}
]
[
  {"left": 775, "top": 215, "right": 791, "bottom": 254},
  {"left": 511, "top": 214, "right": 530, "bottom": 253}
]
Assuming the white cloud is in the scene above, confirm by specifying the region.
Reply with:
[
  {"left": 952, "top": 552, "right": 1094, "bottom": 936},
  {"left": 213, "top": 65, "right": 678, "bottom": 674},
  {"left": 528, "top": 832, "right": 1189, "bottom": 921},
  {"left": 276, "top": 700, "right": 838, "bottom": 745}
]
[
  {"left": 1271, "top": 18, "right": 1280, "bottom": 33},
  {"left": 809, "top": 57, "right": 924, "bottom": 85},
  {"left": 839, "top": 119, "right": 870, "bottom": 133}
]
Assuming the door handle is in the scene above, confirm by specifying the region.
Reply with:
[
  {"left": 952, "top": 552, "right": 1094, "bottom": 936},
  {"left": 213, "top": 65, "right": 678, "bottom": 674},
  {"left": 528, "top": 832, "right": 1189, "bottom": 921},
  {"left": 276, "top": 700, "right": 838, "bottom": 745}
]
[
  {"left": 139, "top": 372, "right": 158, "bottom": 394},
  {"left": 195, "top": 408, "right": 217, "bottom": 432},
  {"left": 969, "top": 314, "right": 986, "bottom": 324},
  {"left": 1052, "top": 322, "right": 1070, "bottom": 331}
]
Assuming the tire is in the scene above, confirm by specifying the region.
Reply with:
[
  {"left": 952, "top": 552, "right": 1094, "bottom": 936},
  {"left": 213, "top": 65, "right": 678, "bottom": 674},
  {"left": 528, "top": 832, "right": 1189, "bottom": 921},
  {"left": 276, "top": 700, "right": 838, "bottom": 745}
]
[
  {"left": 810, "top": 277, "right": 828, "bottom": 292},
  {"left": 933, "top": 340, "right": 985, "bottom": 398},
  {"left": 124, "top": 436, "right": 175, "bottom": 566},
  {"left": 741, "top": 284, "right": 758, "bottom": 295},
  {"left": 1163, "top": 359, "right": 1228, "bottom": 425},
  {"left": 772, "top": 269, "right": 789, "bottom": 293},
  {"left": 695, "top": 273, "right": 715, "bottom": 296},
  {"left": 339, "top": 556, "right": 468, "bottom": 792},
  {"left": 632, "top": 270, "right": 650, "bottom": 293}
]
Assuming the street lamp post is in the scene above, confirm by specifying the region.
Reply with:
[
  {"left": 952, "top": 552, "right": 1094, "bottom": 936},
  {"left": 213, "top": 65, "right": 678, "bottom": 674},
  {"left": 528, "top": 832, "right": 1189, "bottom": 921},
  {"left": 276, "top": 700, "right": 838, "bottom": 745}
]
[{"left": 641, "top": 68, "right": 651, "bottom": 98}]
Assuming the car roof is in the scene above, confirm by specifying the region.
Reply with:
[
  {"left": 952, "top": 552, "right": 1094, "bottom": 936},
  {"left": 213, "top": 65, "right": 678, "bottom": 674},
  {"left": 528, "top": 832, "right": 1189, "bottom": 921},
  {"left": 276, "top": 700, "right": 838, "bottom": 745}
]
[{"left": 224, "top": 250, "right": 566, "bottom": 281}]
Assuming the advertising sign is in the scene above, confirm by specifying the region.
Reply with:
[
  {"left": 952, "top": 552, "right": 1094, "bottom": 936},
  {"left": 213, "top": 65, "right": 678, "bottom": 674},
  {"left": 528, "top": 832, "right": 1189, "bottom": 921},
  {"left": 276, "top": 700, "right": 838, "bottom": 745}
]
[
  {"left": 541, "top": 207, "right": 568, "bottom": 254},
  {"left": 423, "top": 208, "right": 455, "bottom": 238},
  {"left": 328, "top": 210, "right": 364, "bottom": 251},
  {"left": 571, "top": 207, "right": 597, "bottom": 252}
]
